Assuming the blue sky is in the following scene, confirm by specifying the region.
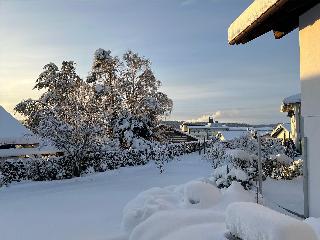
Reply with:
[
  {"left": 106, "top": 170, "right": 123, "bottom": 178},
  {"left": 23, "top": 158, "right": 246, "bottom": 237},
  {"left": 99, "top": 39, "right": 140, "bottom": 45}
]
[{"left": 0, "top": 0, "right": 300, "bottom": 124}]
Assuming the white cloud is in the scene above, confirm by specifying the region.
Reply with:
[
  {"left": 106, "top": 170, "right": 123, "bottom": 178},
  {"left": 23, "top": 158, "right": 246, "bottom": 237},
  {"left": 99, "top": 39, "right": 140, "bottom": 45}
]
[
  {"left": 180, "top": 0, "right": 196, "bottom": 6},
  {"left": 180, "top": 0, "right": 222, "bottom": 6},
  {"left": 187, "top": 114, "right": 213, "bottom": 123}
]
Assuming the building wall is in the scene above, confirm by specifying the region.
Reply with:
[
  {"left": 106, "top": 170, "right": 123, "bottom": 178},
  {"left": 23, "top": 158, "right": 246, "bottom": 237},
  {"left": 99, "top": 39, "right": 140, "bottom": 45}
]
[
  {"left": 299, "top": 3, "right": 320, "bottom": 217},
  {"left": 275, "top": 129, "right": 290, "bottom": 143},
  {"left": 291, "top": 104, "right": 302, "bottom": 151},
  {"left": 188, "top": 129, "right": 217, "bottom": 140}
]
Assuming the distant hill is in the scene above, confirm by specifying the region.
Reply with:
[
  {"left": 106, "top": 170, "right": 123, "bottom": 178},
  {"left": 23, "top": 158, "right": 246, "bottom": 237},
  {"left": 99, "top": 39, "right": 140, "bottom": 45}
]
[{"left": 162, "top": 120, "right": 277, "bottom": 130}]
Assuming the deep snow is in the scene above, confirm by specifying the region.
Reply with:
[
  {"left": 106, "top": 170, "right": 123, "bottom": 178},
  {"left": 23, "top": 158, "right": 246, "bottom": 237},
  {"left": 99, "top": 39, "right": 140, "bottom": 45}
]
[
  {"left": 0, "top": 153, "right": 305, "bottom": 240},
  {"left": 126, "top": 181, "right": 255, "bottom": 240},
  {"left": 0, "top": 153, "right": 212, "bottom": 240},
  {"left": 226, "top": 202, "right": 317, "bottom": 240}
]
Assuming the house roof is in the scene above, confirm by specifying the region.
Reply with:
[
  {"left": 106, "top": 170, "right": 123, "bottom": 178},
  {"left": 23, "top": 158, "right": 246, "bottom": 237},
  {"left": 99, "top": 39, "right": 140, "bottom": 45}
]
[
  {"left": 0, "top": 106, "right": 38, "bottom": 145},
  {"left": 283, "top": 93, "right": 301, "bottom": 105},
  {"left": 187, "top": 125, "right": 229, "bottom": 130},
  {"left": 281, "top": 93, "right": 301, "bottom": 113},
  {"left": 228, "top": 0, "right": 319, "bottom": 45},
  {"left": 271, "top": 123, "right": 291, "bottom": 137}
]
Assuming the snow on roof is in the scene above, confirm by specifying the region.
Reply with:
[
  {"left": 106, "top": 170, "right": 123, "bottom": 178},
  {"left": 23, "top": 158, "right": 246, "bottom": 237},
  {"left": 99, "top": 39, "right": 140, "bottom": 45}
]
[
  {"left": 283, "top": 93, "right": 301, "bottom": 105},
  {"left": 187, "top": 125, "right": 229, "bottom": 130},
  {"left": 218, "top": 130, "right": 248, "bottom": 141},
  {"left": 271, "top": 123, "right": 291, "bottom": 137},
  {"left": 0, "top": 106, "right": 38, "bottom": 145},
  {"left": 228, "top": 0, "right": 280, "bottom": 44}
]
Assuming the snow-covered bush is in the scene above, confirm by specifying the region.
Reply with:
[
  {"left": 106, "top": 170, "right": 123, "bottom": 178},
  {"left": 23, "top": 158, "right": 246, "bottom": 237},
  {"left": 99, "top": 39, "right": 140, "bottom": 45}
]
[
  {"left": 265, "top": 157, "right": 303, "bottom": 180},
  {"left": 206, "top": 134, "right": 301, "bottom": 189},
  {"left": 0, "top": 141, "right": 201, "bottom": 187},
  {"left": 284, "top": 138, "right": 299, "bottom": 158},
  {"left": 210, "top": 147, "right": 257, "bottom": 189},
  {"left": 183, "top": 181, "right": 221, "bottom": 208}
]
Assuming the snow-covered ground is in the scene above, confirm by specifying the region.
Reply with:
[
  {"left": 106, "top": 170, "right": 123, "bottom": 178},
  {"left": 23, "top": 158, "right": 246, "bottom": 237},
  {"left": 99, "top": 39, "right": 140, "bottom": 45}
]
[
  {"left": 264, "top": 177, "right": 304, "bottom": 216},
  {"left": 0, "top": 153, "right": 212, "bottom": 240},
  {"left": 0, "top": 153, "right": 308, "bottom": 240}
]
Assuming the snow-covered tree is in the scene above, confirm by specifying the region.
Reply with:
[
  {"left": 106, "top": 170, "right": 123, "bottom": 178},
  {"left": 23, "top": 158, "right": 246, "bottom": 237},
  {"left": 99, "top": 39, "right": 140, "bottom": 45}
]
[
  {"left": 15, "top": 61, "right": 110, "bottom": 176},
  {"left": 87, "top": 49, "right": 173, "bottom": 149},
  {"left": 15, "top": 49, "right": 173, "bottom": 175}
]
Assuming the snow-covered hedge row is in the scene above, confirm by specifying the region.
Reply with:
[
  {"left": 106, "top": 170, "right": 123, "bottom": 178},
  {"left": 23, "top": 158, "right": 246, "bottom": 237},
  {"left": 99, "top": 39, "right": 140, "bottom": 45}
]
[
  {"left": 0, "top": 141, "right": 201, "bottom": 187},
  {"left": 205, "top": 134, "right": 302, "bottom": 189}
]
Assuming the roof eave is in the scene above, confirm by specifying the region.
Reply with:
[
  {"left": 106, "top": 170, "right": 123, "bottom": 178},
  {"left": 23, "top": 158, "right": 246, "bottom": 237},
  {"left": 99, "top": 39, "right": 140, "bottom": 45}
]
[{"left": 228, "top": 0, "right": 320, "bottom": 45}]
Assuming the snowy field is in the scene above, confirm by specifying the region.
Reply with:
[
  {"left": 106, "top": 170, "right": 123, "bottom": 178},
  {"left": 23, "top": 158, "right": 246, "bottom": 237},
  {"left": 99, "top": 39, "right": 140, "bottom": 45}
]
[
  {"left": 0, "top": 153, "right": 213, "bottom": 240},
  {"left": 0, "top": 153, "right": 306, "bottom": 240}
]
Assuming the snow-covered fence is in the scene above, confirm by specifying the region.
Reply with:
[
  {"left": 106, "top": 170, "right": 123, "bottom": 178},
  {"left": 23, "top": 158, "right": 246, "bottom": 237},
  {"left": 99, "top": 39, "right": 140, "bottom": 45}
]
[{"left": 0, "top": 141, "right": 203, "bottom": 187}]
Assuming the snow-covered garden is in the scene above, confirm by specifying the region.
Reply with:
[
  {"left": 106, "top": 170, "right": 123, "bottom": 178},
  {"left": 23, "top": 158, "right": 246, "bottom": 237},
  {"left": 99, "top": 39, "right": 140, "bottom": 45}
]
[
  {"left": 1, "top": 153, "right": 318, "bottom": 240},
  {"left": 1, "top": 48, "right": 320, "bottom": 240}
]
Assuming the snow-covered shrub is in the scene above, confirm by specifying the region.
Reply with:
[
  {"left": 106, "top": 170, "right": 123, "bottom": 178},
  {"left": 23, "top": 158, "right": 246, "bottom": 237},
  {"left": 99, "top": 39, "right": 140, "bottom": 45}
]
[
  {"left": 1, "top": 160, "right": 27, "bottom": 184},
  {"left": 0, "top": 140, "right": 201, "bottom": 187},
  {"left": 284, "top": 138, "right": 299, "bottom": 158},
  {"left": 210, "top": 148, "right": 256, "bottom": 189},
  {"left": 0, "top": 171, "right": 5, "bottom": 187},
  {"left": 0, "top": 156, "right": 74, "bottom": 185},
  {"left": 265, "top": 157, "right": 303, "bottom": 180},
  {"left": 206, "top": 134, "right": 300, "bottom": 188},
  {"left": 183, "top": 181, "right": 221, "bottom": 208}
]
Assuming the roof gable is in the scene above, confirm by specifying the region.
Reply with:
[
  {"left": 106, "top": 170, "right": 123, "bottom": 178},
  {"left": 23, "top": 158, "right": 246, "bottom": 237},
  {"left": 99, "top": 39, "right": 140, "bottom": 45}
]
[{"left": 0, "top": 106, "right": 38, "bottom": 145}]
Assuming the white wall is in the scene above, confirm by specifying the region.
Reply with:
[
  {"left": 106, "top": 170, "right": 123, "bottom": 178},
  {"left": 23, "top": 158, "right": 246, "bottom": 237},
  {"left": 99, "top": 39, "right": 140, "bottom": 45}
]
[{"left": 299, "top": 3, "right": 320, "bottom": 217}]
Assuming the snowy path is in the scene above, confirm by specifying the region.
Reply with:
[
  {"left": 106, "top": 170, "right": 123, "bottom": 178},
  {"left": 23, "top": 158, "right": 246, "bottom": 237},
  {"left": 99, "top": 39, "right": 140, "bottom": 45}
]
[{"left": 0, "top": 153, "right": 212, "bottom": 240}]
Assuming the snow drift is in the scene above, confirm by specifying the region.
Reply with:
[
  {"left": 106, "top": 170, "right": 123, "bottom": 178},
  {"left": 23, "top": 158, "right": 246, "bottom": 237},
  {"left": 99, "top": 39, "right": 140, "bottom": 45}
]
[
  {"left": 226, "top": 202, "right": 318, "bottom": 240},
  {"left": 122, "top": 180, "right": 255, "bottom": 239}
]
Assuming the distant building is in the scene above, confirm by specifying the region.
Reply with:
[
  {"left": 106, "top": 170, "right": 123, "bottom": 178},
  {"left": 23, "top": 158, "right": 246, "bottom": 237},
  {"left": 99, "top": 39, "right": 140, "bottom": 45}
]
[
  {"left": 181, "top": 117, "right": 273, "bottom": 141},
  {"left": 180, "top": 122, "right": 206, "bottom": 133},
  {"left": 281, "top": 93, "right": 302, "bottom": 151},
  {"left": 180, "top": 118, "right": 228, "bottom": 140}
]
